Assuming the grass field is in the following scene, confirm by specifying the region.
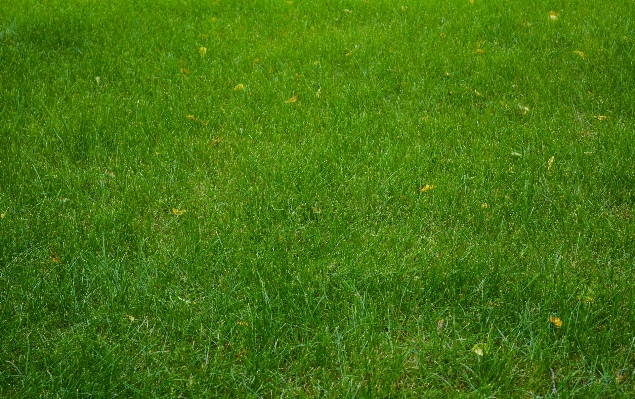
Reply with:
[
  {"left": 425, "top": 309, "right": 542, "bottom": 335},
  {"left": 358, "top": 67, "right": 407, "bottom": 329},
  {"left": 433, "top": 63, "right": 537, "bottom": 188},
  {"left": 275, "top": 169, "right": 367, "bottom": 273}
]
[{"left": 1, "top": 0, "right": 634, "bottom": 397}]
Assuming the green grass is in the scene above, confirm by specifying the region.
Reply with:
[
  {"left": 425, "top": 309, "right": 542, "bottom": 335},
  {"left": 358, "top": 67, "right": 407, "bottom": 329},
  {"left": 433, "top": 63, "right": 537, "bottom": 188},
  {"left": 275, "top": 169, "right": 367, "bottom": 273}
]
[{"left": 1, "top": 0, "right": 634, "bottom": 397}]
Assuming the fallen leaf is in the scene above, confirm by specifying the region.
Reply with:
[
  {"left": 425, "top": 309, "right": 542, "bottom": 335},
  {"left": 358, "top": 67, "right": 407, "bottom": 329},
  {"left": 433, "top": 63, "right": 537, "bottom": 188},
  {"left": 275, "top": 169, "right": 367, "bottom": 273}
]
[
  {"left": 50, "top": 248, "right": 61, "bottom": 264},
  {"left": 594, "top": 115, "right": 607, "bottom": 121},
  {"left": 437, "top": 319, "right": 445, "bottom": 333},
  {"left": 549, "top": 11, "right": 558, "bottom": 20},
  {"left": 547, "top": 156, "right": 555, "bottom": 171},
  {"left": 233, "top": 83, "right": 245, "bottom": 91},
  {"left": 172, "top": 208, "right": 187, "bottom": 216},
  {"left": 420, "top": 184, "right": 436, "bottom": 193},
  {"left": 199, "top": 47, "right": 207, "bottom": 57},
  {"left": 472, "top": 343, "right": 489, "bottom": 356},
  {"left": 549, "top": 315, "right": 563, "bottom": 328},
  {"left": 286, "top": 95, "right": 297, "bottom": 103},
  {"left": 186, "top": 115, "right": 208, "bottom": 125},
  {"left": 573, "top": 50, "right": 585, "bottom": 58}
]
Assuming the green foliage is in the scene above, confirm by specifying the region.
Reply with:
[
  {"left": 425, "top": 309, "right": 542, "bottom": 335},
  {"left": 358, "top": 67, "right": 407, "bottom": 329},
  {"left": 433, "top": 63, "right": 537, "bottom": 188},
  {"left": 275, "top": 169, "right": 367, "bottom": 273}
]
[{"left": 1, "top": 0, "right": 634, "bottom": 397}]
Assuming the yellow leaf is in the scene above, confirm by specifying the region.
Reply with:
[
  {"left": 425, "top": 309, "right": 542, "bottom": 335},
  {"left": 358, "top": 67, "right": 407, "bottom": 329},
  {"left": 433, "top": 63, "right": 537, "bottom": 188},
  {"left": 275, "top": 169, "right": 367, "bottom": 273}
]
[
  {"left": 172, "top": 208, "right": 187, "bottom": 216},
  {"left": 286, "top": 95, "right": 297, "bottom": 103},
  {"left": 187, "top": 115, "right": 196, "bottom": 120},
  {"left": 547, "top": 156, "right": 555, "bottom": 171},
  {"left": 549, "top": 11, "right": 558, "bottom": 20},
  {"left": 199, "top": 47, "right": 207, "bottom": 57},
  {"left": 594, "top": 115, "right": 607, "bottom": 121},
  {"left": 475, "top": 48, "right": 485, "bottom": 54},
  {"left": 573, "top": 50, "right": 585, "bottom": 58},
  {"left": 472, "top": 343, "right": 488, "bottom": 356},
  {"left": 549, "top": 316, "right": 563, "bottom": 328},
  {"left": 234, "top": 83, "right": 245, "bottom": 91},
  {"left": 420, "top": 184, "right": 436, "bottom": 193}
]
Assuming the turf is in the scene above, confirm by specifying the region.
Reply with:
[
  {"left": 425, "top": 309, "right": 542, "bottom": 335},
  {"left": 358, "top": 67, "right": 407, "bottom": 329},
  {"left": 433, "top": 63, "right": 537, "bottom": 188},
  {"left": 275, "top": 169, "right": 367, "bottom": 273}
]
[{"left": 1, "top": 0, "right": 634, "bottom": 397}]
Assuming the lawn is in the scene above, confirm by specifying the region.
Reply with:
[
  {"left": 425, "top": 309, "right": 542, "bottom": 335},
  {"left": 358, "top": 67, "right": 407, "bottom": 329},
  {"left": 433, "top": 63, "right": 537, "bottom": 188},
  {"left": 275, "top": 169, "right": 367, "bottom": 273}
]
[{"left": 1, "top": 0, "right": 634, "bottom": 397}]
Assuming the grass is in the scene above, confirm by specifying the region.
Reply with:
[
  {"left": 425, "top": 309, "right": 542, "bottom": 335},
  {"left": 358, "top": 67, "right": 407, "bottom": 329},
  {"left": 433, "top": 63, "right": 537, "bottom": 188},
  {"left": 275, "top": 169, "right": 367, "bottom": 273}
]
[{"left": 1, "top": 0, "right": 634, "bottom": 397}]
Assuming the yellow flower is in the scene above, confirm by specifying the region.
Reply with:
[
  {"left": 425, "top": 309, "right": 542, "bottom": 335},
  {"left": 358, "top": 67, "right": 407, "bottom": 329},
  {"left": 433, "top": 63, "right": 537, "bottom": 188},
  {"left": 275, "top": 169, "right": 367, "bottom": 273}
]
[
  {"left": 172, "top": 208, "right": 187, "bottom": 216},
  {"left": 549, "top": 315, "right": 563, "bottom": 328},
  {"left": 420, "top": 184, "right": 436, "bottom": 193}
]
